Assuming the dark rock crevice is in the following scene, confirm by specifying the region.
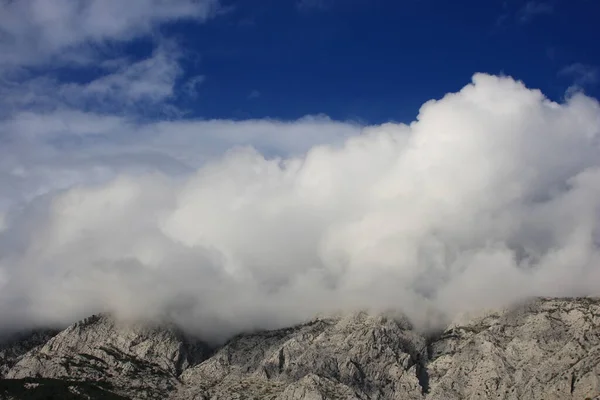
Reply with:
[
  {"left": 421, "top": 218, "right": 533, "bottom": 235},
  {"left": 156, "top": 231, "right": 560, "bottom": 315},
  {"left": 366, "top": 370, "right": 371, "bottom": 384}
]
[
  {"left": 415, "top": 353, "right": 429, "bottom": 395},
  {"left": 415, "top": 330, "right": 444, "bottom": 396},
  {"left": 277, "top": 347, "right": 285, "bottom": 374}
]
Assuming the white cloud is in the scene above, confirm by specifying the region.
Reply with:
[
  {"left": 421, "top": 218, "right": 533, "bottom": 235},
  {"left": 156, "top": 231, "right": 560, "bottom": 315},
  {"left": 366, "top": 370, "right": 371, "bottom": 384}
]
[
  {"left": 4, "top": 110, "right": 131, "bottom": 139},
  {"left": 0, "top": 110, "right": 359, "bottom": 212},
  {"left": 79, "top": 47, "right": 182, "bottom": 103},
  {"left": 0, "top": 45, "right": 186, "bottom": 119},
  {"left": 1, "top": 74, "right": 600, "bottom": 340},
  {"left": 0, "top": 1, "right": 224, "bottom": 119},
  {"left": 0, "top": 0, "right": 220, "bottom": 70}
]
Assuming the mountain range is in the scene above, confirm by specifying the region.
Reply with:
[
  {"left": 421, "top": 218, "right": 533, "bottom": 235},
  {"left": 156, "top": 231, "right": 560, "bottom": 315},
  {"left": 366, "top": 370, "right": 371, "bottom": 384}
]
[{"left": 1, "top": 297, "right": 599, "bottom": 399}]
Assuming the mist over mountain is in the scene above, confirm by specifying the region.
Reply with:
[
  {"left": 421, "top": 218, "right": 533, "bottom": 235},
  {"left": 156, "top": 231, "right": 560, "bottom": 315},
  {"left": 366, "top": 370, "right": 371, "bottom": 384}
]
[{"left": 1, "top": 74, "right": 600, "bottom": 341}]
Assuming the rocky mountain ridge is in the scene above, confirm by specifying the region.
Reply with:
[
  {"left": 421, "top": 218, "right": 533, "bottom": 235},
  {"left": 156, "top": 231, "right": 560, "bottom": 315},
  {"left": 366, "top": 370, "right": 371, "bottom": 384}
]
[{"left": 1, "top": 297, "right": 599, "bottom": 399}]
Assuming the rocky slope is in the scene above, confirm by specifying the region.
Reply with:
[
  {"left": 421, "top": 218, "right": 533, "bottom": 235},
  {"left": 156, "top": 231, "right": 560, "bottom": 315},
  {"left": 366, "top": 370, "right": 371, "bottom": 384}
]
[
  {"left": 0, "top": 329, "right": 59, "bottom": 378},
  {"left": 1, "top": 298, "right": 599, "bottom": 399},
  {"left": 2, "top": 314, "right": 211, "bottom": 399}
]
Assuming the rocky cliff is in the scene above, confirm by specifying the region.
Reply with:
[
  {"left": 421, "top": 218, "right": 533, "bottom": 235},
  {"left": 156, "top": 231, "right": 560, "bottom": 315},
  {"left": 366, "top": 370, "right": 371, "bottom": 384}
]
[{"left": 1, "top": 297, "right": 599, "bottom": 399}]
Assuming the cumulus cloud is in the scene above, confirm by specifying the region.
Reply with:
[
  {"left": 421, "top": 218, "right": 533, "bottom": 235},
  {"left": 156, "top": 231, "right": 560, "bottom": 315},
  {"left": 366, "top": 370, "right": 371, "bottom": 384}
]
[{"left": 1, "top": 74, "right": 600, "bottom": 340}]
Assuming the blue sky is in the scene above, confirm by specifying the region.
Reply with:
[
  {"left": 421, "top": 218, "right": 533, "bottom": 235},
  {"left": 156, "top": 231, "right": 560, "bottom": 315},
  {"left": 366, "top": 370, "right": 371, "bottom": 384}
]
[
  {"left": 2, "top": 0, "right": 598, "bottom": 124},
  {"left": 168, "top": 0, "right": 600, "bottom": 122}
]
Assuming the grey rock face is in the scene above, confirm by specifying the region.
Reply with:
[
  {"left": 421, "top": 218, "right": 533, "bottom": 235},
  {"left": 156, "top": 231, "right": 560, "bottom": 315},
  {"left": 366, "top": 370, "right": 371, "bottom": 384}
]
[
  {"left": 4, "top": 314, "right": 211, "bottom": 399},
  {"left": 0, "top": 329, "right": 58, "bottom": 377},
  {"left": 176, "top": 312, "right": 425, "bottom": 399},
  {"left": 426, "top": 297, "right": 600, "bottom": 400},
  {"left": 1, "top": 298, "right": 600, "bottom": 400}
]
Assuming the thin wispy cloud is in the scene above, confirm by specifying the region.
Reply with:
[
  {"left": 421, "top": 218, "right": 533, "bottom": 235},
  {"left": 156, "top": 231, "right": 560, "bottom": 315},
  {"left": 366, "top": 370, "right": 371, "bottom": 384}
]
[
  {"left": 183, "top": 75, "right": 207, "bottom": 98},
  {"left": 0, "top": 0, "right": 221, "bottom": 72},
  {"left": 496, "top": 1, "right": 554, "bottom": 27},
  {"left": 559, "top": 63, "right": 599, "bottom": 95},
  {"left": 517, "top": 1, "right": 553, "bottom": 23},
  {"left": 0, "top": 1, "right": 223, "bottom": 120},
  {"left": 247, "top": 90, "right": 261, "bottom": 100},
  {"left": 0, "top": 43, "right": 187, "bottom": 118}
]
